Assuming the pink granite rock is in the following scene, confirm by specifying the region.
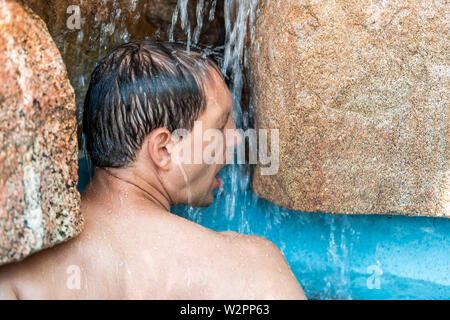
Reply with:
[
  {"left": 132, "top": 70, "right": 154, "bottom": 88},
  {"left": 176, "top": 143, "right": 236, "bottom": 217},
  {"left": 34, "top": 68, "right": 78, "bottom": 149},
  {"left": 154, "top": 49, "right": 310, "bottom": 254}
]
[
  {"left": 249, "top": 0, "right": 449, "bottom": 217},
  {"left": 0, "top": 0, "right": 83, "bottom": 265}
]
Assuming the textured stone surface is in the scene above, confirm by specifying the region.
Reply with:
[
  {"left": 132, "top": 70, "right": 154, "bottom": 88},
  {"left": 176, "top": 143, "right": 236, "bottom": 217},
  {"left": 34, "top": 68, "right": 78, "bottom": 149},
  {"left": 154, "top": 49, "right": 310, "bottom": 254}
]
[
  {"left": 0, "top": 0, "right": 83, "bottom": 265},
  {"left": 20, "top": 0, "right": 224, "bottom": 128},
  {"left": 249, "top": 0, "right": 449, "bottom": 217}
]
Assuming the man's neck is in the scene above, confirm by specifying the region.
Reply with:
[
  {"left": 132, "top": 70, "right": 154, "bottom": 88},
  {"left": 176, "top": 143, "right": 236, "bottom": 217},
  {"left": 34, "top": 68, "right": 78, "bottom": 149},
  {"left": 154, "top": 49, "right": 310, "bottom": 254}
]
[{"left": 91, "top": 166, "right": 172, "bottom": 212}]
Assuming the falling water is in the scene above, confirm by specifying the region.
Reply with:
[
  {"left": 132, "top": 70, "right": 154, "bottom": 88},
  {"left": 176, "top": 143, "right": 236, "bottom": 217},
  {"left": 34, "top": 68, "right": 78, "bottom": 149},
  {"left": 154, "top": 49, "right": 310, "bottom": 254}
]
[
  {"left": 170, "top": 0, "right": 259, "bottom": 226},
  {"left": 220, "top": 0, "right": 258, "bottom": 227},
  {"left": 209, "top": 0, "right": 217, "bottom": 21},
  {"left": 170, "top": 0, "right": 192, "bottom": 48},
  {"left": 170, "top": 0, "right": 216, "bottom": 47},
  {"left": 177, "top": 163, "right": 192, "bottom": 206},
  {"left": 222, "top": 0, "right": 259, "bottom": 130},
  {"left": 193, "top": 0, "right": 205, "bottom": 45}
]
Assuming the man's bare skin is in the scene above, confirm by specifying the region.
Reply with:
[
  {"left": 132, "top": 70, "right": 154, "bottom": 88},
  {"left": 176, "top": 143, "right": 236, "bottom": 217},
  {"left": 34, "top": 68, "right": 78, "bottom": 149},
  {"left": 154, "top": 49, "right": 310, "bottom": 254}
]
[
  {"left": 0, "top": 168, "right": 305, "bottom": 299},
  {"left": 0, "top": 41, "right": 306, "bottom": 300}
]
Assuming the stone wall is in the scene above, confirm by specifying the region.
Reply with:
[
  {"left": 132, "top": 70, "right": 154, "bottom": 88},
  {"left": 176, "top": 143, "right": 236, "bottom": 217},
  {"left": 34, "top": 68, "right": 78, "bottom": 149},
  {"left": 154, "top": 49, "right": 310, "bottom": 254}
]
[
  {"left": 249, "top": 0, "right": 449, "bottom": 217},
  {"left": 0, "top": 0, "right": 82, "bottom": 264}
]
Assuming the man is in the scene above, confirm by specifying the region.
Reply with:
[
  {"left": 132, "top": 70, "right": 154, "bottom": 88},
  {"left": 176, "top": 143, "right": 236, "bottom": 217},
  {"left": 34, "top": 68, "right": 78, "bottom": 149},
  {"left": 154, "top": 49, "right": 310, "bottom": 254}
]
[{"left": 0, "top": 41, "right": 306, "bottom": 299}]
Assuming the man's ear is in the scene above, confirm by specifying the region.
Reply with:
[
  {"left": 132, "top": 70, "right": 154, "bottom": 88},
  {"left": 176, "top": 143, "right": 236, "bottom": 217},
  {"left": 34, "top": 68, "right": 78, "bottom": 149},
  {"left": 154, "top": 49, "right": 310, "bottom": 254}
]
[{"left": 147, "top": 128, "right": 172, "bottom": 170}]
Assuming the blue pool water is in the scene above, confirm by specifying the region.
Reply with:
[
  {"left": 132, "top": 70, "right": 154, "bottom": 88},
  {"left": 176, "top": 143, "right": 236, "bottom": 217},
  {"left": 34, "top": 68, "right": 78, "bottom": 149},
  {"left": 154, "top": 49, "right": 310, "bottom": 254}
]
[{"left": 78, "top": 157, "right": 450, "bottom": 299}]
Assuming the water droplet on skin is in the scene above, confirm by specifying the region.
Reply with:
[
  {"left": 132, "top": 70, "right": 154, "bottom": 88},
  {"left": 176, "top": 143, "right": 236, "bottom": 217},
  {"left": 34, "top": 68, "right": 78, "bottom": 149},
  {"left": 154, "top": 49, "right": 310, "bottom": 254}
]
[{"left": 177, "top": 163, "right": 192, "bottom": 204}]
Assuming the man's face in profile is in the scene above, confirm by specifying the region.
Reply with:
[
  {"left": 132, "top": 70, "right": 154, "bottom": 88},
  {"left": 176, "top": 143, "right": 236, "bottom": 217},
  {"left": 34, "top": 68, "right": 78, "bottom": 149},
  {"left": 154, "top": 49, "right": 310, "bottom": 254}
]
[
  {"left": 83, "top": 40, "right": 243, "bottom": 210},
  {"left": 168, "top": 69, "right": 241, "bottom": 207}
]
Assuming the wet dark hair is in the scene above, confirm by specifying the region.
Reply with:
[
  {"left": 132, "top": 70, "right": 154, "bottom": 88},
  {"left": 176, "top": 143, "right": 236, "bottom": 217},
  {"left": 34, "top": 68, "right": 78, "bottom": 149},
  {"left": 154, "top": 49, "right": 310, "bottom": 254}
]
[{"left": 83, "top": 40, "right": 222, "bottom": 168}]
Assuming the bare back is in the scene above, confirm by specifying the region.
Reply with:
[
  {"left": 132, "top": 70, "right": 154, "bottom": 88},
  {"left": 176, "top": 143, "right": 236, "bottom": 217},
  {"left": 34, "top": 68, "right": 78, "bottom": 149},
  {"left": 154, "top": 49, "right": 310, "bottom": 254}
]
[{"left": 0, "top": 182, "right": 305, "bottom": 300}]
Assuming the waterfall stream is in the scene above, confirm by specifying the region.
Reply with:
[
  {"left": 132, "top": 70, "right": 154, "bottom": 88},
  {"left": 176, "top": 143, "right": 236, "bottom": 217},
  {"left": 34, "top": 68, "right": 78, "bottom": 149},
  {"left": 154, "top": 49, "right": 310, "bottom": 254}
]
[{"left": 170, "top": 0, "right": 259, "bottom": 224}]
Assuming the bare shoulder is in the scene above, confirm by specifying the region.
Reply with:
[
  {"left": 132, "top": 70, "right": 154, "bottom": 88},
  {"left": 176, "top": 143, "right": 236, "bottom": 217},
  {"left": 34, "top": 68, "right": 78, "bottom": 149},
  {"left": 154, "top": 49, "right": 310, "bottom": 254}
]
[
  {"left": 0, "top": 233, "right": 92, "bottom": 300},
  {"left": 216, "top": 231, "right": 306, "bottom": 300}
]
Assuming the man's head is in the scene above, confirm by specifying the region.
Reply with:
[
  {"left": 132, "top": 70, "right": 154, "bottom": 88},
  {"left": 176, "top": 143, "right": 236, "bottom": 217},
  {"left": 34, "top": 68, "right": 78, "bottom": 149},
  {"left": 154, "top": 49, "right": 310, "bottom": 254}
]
[{"left": 83, "top": 40, "right": 241, "bottom": 207}]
